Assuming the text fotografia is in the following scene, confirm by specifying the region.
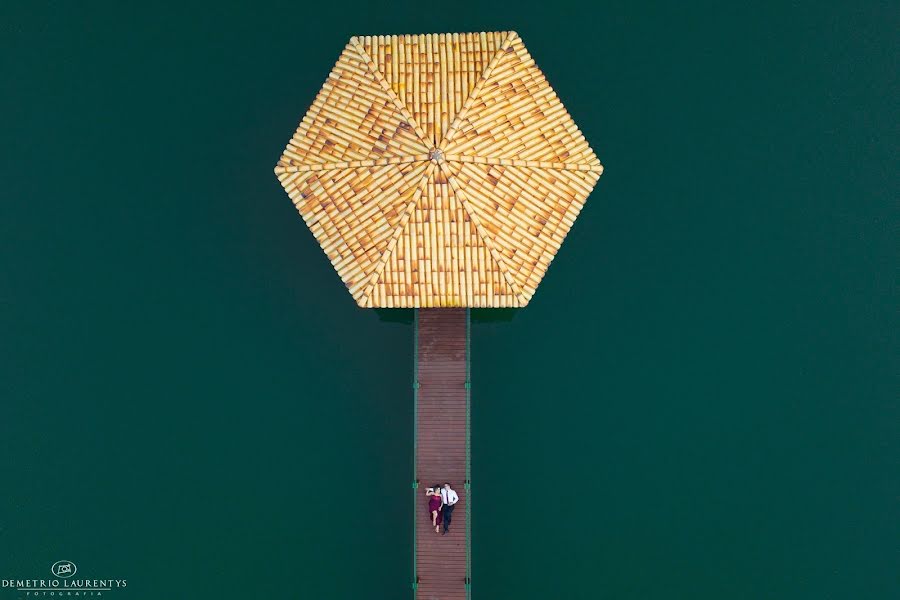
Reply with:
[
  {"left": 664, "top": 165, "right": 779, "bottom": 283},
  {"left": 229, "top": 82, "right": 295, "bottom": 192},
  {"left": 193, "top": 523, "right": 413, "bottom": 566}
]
[{"left": 2, "top": 580, "right": 127, "bottom": 596}]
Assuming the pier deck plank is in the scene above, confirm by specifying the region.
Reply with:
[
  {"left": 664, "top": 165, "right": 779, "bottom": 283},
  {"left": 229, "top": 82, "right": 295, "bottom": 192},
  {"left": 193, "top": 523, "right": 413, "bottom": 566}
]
[{"left": 415, "top": 308, "right": 469, "bottom": 600}]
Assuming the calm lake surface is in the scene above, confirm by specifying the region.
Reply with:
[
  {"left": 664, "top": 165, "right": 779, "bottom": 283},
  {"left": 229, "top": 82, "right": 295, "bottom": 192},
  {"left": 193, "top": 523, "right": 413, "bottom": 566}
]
[{"left": 2, "top": 1, "right": 896, "bottom": 598}]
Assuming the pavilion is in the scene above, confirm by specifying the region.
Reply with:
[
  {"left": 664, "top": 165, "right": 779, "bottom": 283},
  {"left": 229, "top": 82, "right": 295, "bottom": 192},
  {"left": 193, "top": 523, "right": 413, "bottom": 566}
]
[{"left": 275, "top": 31, "right": 602, "bottom": 599}]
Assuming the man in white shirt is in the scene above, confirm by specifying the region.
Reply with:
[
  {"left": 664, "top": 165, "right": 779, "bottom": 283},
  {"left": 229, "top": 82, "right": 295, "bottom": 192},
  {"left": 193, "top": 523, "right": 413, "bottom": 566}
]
[{"left": 440, "top": 483, "right": 459, "bottom": 535}]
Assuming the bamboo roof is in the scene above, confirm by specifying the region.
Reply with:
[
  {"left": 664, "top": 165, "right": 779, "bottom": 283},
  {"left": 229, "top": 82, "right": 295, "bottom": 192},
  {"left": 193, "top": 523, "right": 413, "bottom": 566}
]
[{"left": 274, "top": 31, "right": 603, "bottom": 307}]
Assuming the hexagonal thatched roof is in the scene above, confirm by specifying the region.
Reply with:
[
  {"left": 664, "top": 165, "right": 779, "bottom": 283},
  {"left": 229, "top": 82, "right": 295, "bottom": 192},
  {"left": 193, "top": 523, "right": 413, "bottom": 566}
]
[{"left": 275, "top": 31, "right": 603, "bottom": 307}]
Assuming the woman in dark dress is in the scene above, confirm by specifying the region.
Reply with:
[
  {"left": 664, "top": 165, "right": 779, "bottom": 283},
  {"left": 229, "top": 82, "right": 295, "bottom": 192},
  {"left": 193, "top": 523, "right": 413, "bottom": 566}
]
[{"left": 426, "top": 487, "right": 443, "bottom": 533}]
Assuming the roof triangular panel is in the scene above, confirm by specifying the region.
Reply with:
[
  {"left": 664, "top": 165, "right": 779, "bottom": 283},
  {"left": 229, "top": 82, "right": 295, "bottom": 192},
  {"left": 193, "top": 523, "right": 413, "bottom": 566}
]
[
  {"left": 358, "top": 33, "right": 508, "bottom": 148},
  {"left": 277, "top": 42, "right": 430, "bottom": 167},
  {"left": 443, "top": 33, "right": 599, "bottom": 166},
  {"left": 277, "top": 161, "right": 431, "bottom": 303},
  {"left": 444, "top": 160, "right": 601, "bottom": 302},
  {"left": 367, "top": 165, "right": 519, "bottom": 307}
]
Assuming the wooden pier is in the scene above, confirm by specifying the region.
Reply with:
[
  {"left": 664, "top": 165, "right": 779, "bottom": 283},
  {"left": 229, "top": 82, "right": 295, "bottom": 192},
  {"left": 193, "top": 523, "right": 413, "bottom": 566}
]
[{"left": 414, "top": 308, "right": 470, "bottom": 599}]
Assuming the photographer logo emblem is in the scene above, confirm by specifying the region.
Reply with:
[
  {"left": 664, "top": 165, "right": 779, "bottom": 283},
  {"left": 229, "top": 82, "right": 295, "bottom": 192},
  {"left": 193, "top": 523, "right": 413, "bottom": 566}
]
[{"left": 50, "top": 562, "right": 76, "bottom": 579}]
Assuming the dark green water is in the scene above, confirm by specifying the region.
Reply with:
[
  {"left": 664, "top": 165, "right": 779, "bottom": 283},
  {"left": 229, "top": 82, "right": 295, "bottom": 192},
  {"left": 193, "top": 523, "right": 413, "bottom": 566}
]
[{"left": 2, "top": 1, "right": 896, "bottom": 598}]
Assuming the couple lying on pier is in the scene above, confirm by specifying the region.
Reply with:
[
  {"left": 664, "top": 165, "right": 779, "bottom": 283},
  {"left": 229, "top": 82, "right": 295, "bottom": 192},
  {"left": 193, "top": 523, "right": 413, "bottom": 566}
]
[{"left": 425, "top": 483, "right": 459, "bottom": 535}]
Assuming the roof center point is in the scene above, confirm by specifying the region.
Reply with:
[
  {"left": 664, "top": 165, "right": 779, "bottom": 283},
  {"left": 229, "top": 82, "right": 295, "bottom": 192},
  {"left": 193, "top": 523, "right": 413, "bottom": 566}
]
[{"left": 428, "top": 148, "right": 445, "bottom": 163}]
